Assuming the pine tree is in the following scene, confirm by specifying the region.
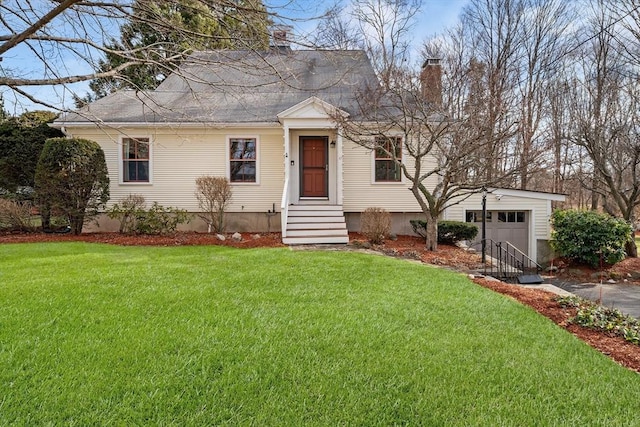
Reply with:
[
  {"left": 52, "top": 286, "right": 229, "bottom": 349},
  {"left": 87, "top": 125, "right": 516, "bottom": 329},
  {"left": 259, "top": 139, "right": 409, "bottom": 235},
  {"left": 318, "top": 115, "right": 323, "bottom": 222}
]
[{"left": 86, "top": 0, "right": 270, "bottom": 100}]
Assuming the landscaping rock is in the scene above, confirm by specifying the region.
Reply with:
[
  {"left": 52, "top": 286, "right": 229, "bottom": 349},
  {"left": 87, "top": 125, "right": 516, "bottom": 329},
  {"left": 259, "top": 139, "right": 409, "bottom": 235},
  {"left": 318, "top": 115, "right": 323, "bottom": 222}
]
[
  {"left": 252, "top": 233, "right": 261, "bottom": 240},
  {"left": 351, "top": 240, "right": 372, "bottom": 249},
  {"left": 402, "top": 250, "right": 421, "bottom": 260},
  {"left": 216, "top": 234, "right": 226, "bottom": 241},
  {"left": 232, "top": 232, "right": 242, "bottom": 241}
]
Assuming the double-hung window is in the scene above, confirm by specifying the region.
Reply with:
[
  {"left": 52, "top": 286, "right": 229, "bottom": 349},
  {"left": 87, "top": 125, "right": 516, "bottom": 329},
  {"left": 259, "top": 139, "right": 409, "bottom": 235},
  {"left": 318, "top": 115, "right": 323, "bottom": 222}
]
[
  {"left": 122, "top": 137, "right": 150, "bottom": 183},
  {"left": 374, "top": 136, "right": 402, "bottom": 182},
  {"left": 229, "top": 137, "right": 257, "bottom": 183}
]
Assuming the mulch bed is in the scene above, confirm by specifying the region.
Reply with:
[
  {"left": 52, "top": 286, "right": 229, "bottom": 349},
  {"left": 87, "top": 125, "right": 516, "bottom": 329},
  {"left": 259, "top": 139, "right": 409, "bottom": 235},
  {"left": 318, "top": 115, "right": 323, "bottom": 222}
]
[{"left": 1, "top": 231, "right": 638, "bottom": 373}]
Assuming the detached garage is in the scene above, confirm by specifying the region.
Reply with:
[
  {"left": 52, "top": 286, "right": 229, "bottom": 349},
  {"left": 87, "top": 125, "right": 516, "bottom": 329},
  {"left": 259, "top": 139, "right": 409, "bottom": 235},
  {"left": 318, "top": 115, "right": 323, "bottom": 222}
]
[{"left": 444, "top": 188, "right": 566, "bottom": 265}]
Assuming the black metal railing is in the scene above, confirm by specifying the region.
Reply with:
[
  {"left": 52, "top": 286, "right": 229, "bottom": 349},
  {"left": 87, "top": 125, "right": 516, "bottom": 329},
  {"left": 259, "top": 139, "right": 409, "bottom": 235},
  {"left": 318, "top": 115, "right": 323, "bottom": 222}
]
[{"left": 481, "top": 239, "right": 542, "bottom": 282}]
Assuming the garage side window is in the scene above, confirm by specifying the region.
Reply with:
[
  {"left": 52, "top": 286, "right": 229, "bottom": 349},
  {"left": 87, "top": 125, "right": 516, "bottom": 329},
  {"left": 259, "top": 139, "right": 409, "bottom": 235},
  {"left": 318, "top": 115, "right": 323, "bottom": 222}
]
[
  {"left": 229, "top": 138, "right": 257, "bottom": 183},
  {"left": 122, "top": 137, "right": 150, "bottom": 183},
  {"left": 466, "top": 211, "right": 492, "bottom": 222},
  {"left": 497, "top": 211, "right": 526, "bottom": 222}
]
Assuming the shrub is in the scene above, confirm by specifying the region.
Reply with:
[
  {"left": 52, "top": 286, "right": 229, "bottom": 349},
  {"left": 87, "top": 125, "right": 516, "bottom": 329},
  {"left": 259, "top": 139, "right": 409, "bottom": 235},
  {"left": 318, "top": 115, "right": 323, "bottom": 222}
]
[
  {"left": 438, "top": 220, "right": 479, "bottom": 244},
  {"left": 0, "top": 198, "right": 35, "bottom": 231},
  {"left": 107, "top": 197, "right": 190, "bottom": 235},
  {"left": 0, "top": 113, "right": 63, "bottom": 193},
  {"left": 133, "top": 202, "right": 190, "bottom": 235},
  {"left": 106, "top": 194, "right": 147, "bottom": 233},
  {"left": 410, "top": 219, "right": 478, "bottom": 244},
  {"left": 34, "top": 137, "right": 109, "bottom": 234},
  {"left": 361, "top": 207, "right": 391, "bottom": 244},
  {"left": 410, "top": 220, "right": 428, "bottom": 239},
  {"left": 195, "top": 176, "right": 232, "bottom": 233},
  {"left": 557, "top": 296, "right": 640, "bottom": 346},
  {"left": 550, "top": 209, "right": 632, "bottom": 267}
]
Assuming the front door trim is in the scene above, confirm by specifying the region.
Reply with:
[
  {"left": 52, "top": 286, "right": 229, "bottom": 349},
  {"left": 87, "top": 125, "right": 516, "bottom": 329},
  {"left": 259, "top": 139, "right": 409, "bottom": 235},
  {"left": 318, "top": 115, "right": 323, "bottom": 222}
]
[{"left": 299, "top": 136, "right": 329, "bottom": 198}]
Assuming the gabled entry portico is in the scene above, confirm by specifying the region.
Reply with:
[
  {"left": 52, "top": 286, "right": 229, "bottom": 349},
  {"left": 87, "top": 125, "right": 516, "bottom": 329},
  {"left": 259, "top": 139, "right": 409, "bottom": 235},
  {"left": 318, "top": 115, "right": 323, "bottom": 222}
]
[{"left": 278, "top": 97, "right": 349, "bottom": 244}]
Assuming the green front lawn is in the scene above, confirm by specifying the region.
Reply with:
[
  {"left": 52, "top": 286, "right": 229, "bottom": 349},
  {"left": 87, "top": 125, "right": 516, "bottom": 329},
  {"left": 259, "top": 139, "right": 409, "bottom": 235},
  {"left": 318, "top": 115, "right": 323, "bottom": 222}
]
[{"left": 1, "top": 243, "right": 638, "bottom": 425}]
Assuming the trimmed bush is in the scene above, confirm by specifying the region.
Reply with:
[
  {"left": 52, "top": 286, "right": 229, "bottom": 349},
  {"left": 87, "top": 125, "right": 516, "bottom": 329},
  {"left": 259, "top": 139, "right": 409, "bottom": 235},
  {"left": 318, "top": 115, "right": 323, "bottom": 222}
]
[
  {"left": 438, "top": 220, "right": 479, "bottom": 244},
  {"left": 34, "top": 137, "right": 109, "bottom": 234},
  {"left": 550, "top": 209, "right": 632, "bottom": 267},
  {"left": 410, "top": 219, "right": 478, "bottom": 244},
  {"left": 361, "top": 207, "right": 391, "bottom": 244}
]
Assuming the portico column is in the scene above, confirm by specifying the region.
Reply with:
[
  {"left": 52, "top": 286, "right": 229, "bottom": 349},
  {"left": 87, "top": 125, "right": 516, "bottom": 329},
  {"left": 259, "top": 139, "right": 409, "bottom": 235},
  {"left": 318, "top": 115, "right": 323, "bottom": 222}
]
[
  {"left": 283, "top": 123, "right": 290, "bottom": 185},
  {"left": 337, "top": 126, "right": 344, "bottom": 206}
]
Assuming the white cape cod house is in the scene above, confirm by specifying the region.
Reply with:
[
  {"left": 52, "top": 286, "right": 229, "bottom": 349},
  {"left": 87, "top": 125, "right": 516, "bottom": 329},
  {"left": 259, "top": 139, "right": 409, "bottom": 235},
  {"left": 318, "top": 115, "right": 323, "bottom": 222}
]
[{"left": 54, "top": 46, "right": 564, "bottom": 263}]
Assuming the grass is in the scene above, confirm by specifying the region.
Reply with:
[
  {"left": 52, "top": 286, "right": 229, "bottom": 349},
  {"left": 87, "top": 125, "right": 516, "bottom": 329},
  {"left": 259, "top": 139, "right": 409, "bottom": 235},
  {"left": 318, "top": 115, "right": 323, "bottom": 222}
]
[{"left": 1, "top": 243, "right": 639, "bottom": 425}]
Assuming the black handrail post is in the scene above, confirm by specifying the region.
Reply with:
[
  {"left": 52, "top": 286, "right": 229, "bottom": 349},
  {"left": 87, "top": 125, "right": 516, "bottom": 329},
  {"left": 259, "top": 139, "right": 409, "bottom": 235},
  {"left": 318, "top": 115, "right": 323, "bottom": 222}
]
[{"left": 481, "top": 187, "right": 487, "bottom": 264}]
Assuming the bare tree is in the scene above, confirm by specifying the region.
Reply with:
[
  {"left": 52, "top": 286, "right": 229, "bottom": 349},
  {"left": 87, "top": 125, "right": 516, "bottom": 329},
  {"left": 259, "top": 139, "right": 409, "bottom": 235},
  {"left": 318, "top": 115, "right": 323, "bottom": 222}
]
[
  {"left": 0, "top": 0, "right": 273, "bottom": 111},
  {"left": 312, "top": 4, "right": 363, "bottom": 50},
  {"left": 458, "top": 0, "right": 524, "bottom": 185},
  {"left": 514, "top": 0, "right": 572, "bottom": 190},
  {"left": 567, "top": 0, "right": 640, "bottom": 257},
  {"left": 350, "top": 0, "right": 421, "bottom": 87},
  {"left": 324, "top": 0, "right": 520, "bottom": 250}
]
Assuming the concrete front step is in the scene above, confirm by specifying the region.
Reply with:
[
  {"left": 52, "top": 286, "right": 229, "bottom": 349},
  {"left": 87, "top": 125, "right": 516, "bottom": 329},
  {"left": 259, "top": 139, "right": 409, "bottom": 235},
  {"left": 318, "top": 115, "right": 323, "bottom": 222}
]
[
  {"left": 288, "top": 205, "right": 343, "bottom": 211},
  {"left": 287, "top": 216, "right": 345, "bottom": 223},
  {"left": 287, "top": 222, "right": 347, "bottom": 230},
  {"left": 284, "top": 204, "right": 348, "bottom": 246},
  {"left": 286, "top": 210, "right": 344, "bottom": 217},
  {"left": 283, "top": 235, "right": 350, "bottom": 245},
  {"left": 286, "top": 228, "right": 348, "bottom": 237}
]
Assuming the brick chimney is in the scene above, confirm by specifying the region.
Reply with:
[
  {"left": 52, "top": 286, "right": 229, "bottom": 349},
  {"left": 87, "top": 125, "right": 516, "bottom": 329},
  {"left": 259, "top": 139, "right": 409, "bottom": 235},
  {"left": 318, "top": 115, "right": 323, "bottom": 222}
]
[
  {"left": 270, "top": 25, "right": 293, "bottom": 52},
  {"left": 420, "top": 58, "right": 442, "bottom": 107}
]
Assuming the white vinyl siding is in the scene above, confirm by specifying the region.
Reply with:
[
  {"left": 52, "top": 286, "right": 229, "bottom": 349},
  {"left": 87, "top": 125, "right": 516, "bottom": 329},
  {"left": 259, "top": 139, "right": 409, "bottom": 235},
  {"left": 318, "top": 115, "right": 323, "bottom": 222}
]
[
  {"left": 343, "top": 139, "right": 435, "bottom": 212},
  {"left": 67, "top": 127, "right": 284, "bottom": 213},
  {"left": 446, "top": 192, "right": 552, "bottom": 240}
]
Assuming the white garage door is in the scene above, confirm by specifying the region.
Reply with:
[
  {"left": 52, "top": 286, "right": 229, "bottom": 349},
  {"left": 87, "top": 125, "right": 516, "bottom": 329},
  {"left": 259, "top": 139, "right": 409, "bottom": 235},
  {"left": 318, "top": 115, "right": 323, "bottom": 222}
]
[{"left": 466, "top": 210, "right": 529, "bottom": 256}]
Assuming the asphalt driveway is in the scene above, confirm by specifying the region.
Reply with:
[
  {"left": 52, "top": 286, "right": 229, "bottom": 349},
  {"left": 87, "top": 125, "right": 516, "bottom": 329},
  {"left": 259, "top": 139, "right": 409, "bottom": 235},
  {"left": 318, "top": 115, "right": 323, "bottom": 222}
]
[{"left": 550, "top": 279, "right": 640, "bottom": 320}]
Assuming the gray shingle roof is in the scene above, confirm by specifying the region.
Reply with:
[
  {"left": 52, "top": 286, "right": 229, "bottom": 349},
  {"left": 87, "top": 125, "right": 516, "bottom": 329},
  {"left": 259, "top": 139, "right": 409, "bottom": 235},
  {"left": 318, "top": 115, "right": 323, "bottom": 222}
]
[{"left": 59, "top": 50, "right": 379, "bottom": 124}]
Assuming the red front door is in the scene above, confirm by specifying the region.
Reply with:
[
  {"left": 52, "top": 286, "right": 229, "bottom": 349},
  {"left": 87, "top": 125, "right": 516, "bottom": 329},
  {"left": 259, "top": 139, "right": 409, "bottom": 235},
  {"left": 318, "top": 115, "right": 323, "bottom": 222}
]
[{"left": 301, "top": 137, "right": 328, "bottom": 197}]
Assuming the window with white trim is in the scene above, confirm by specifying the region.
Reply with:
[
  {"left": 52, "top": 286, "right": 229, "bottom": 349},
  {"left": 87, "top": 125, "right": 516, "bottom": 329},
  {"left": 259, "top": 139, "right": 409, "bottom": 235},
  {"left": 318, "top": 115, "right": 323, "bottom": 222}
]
[
  {"left": 374, "top": 136, "right": 402, "bottom": 182},
  {"left": 229, "top": 137, "right": 257, "bottom": 183},
  {"left": 122, "top": 137, "right": 150, "bottom": 183}
]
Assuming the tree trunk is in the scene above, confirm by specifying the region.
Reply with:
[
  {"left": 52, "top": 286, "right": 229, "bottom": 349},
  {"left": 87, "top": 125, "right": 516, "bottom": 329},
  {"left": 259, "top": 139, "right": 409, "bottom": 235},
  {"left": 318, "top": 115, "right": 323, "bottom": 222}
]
[
  {"left": 70, "top": 213, "right": 83, "bottom": 235},
  {"left": 40, "top": 204, "right": 51, "bottom": 231},
  {"left": 425, "top": 215, "right": 438, "bottom": 251},
  {"left": 625, "top": 238, "right": 638, "bottom": 258}
]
